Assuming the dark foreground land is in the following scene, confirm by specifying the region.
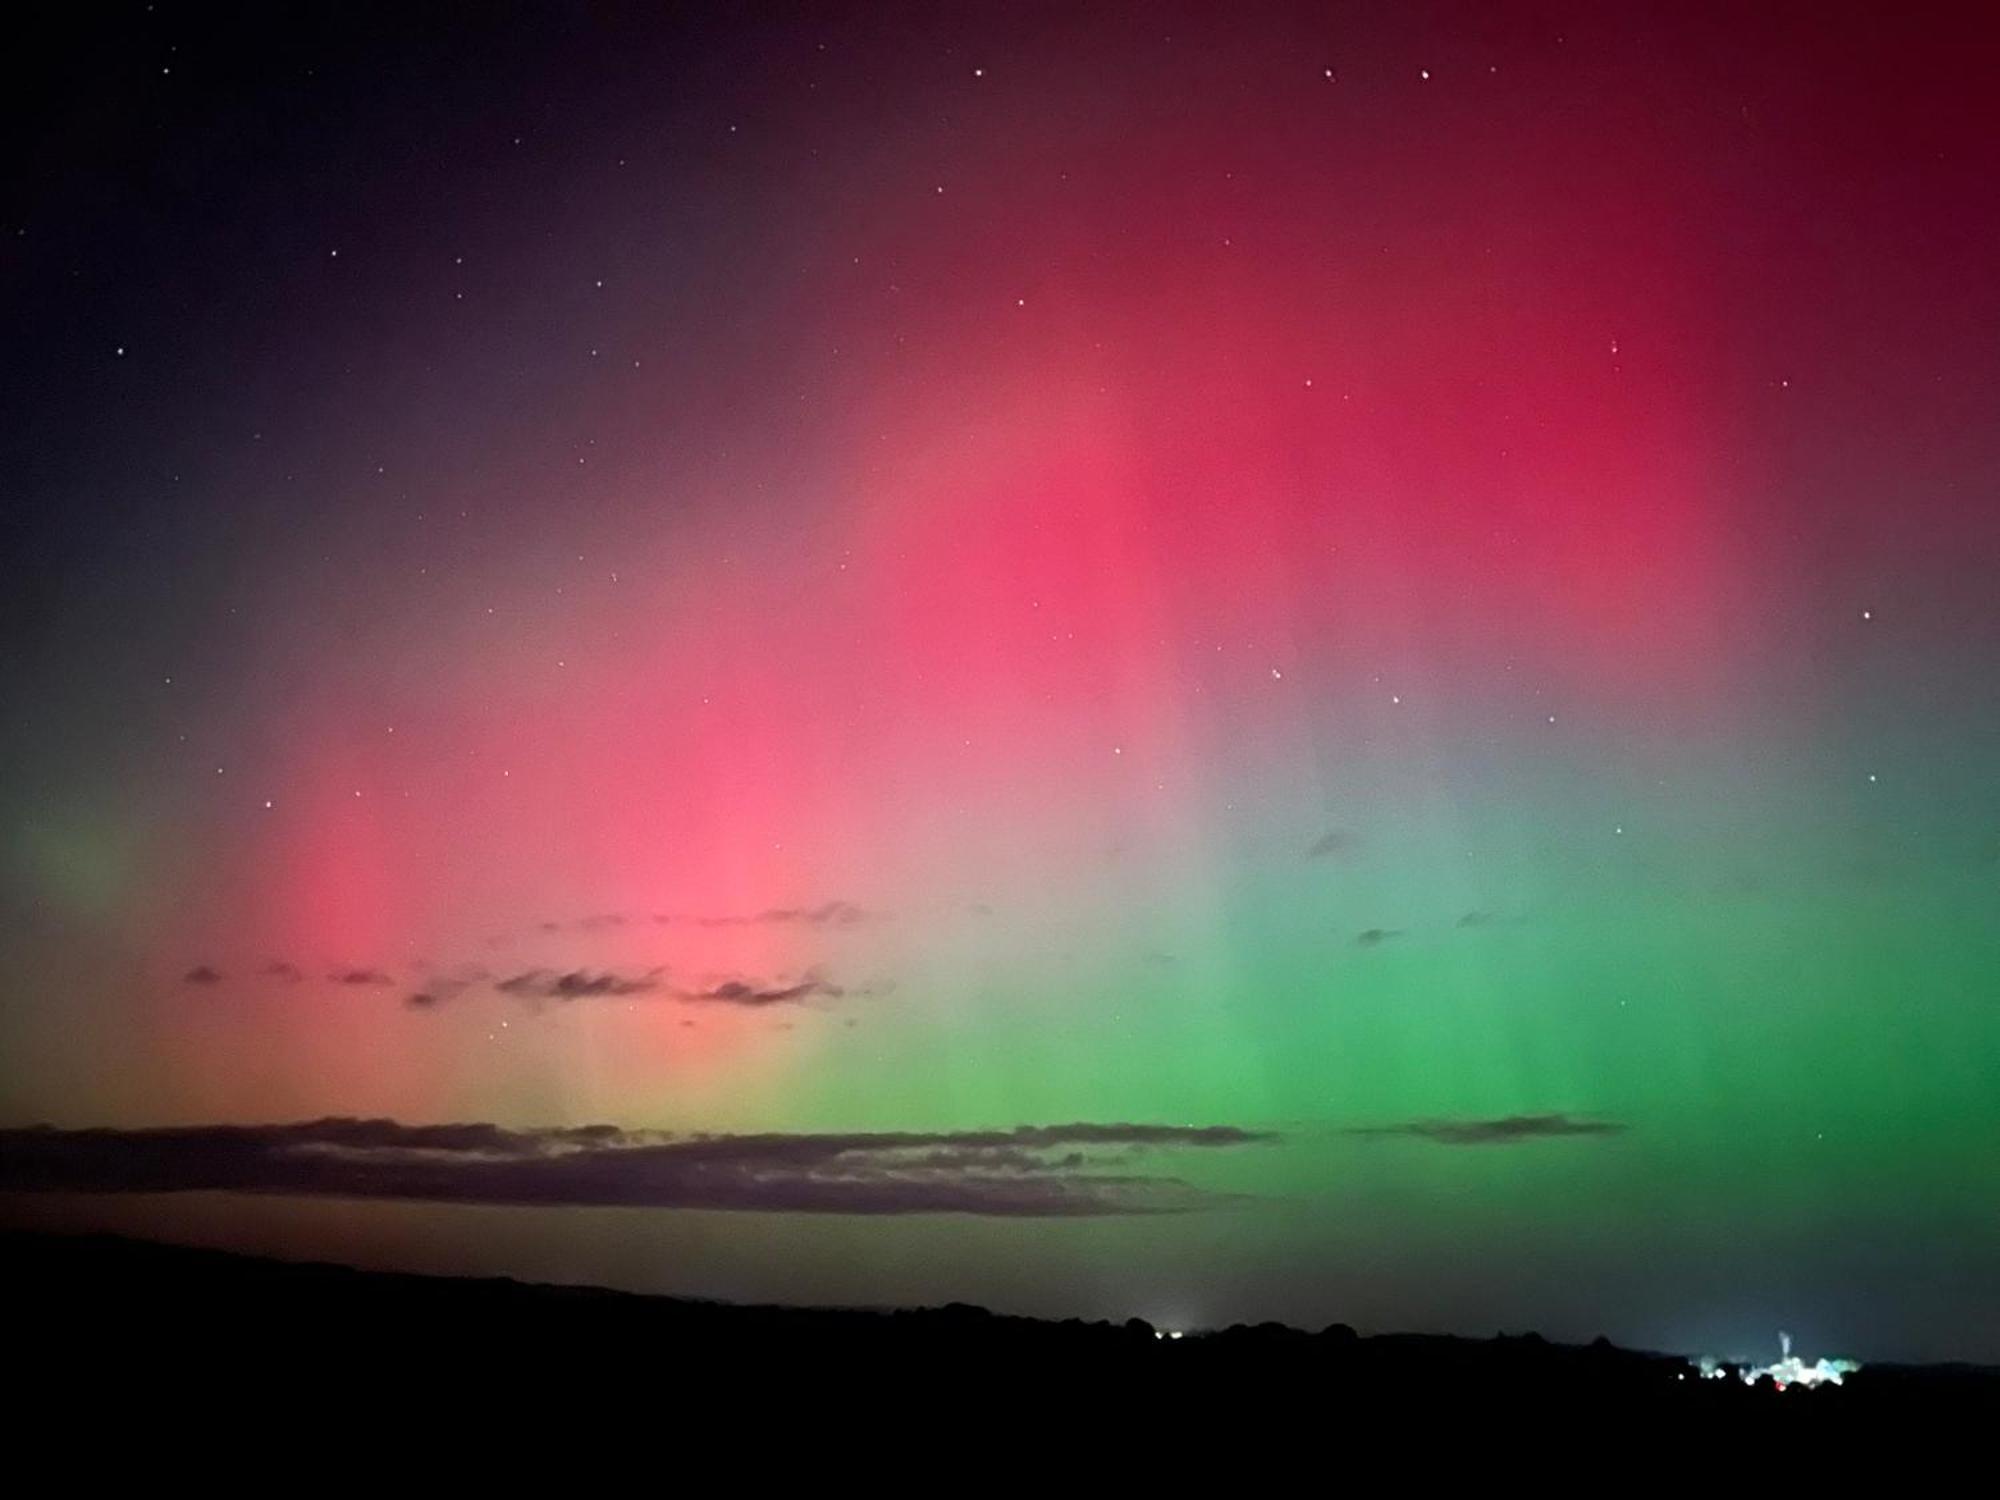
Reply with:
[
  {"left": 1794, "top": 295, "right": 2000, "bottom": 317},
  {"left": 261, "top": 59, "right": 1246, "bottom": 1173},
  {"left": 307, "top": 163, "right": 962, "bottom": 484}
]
[{"left": 5, "top": 1229, "right": 1992, "bottom": 1441}]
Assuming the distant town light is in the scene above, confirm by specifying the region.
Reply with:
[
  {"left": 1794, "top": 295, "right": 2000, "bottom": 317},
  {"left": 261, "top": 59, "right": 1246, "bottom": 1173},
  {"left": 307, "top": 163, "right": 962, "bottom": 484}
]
[{"left": 1693, "top": 1332, "right": 1859, "bottom": 1390}]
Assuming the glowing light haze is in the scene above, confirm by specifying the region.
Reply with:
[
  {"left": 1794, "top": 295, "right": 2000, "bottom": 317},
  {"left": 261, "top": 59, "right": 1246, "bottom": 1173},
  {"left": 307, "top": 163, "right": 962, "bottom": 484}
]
[{"left": 3, "top": 3, "right": 1998, "bottom": 1363}]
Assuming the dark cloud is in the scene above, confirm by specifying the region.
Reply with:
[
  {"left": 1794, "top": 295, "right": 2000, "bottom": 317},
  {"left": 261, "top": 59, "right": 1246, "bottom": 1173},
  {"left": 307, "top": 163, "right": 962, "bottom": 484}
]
[
  {"left": 0, "top": 1118, "right": 1277, "bottom": 1217},
  {"left": 677, "top": 973, "right": 843, "bottom": 1006},
  {"left": 182, "top": 965, "right": 223, "bottom": 985},
  {"left": 261, "top": 961, "right": 304, "bottom": 982},
  {"left": 1347, "top": 1114, "right": 1627, "bottom": 1146},
  {"left": 1354, "top": 928, "right": 1402, "bottom": 948},
  {"left": 390, "top": 961, "right": 867, "bottom": 1013},
  {"left": 329, "top": 968, "right": 395, "bottom": 987},
  {"left": 495, "top": 968, "right": 663, "bottom": 1000},
  {"left": 1305, "top": 829, "right": 1354, "bottom": 859},
  {"left": 689, "top": 901, "right": 876, "bottom": 929},
  {"left": 399, "top": 967, "right": 488, "bottom": 1009}
]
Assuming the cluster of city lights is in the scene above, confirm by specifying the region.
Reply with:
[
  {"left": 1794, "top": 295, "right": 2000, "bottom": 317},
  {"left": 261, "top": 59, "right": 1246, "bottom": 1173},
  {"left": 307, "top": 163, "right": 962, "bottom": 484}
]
[
  {"left": 1692, "top": 1333, "right": 1859, "bottom": 1391},
  {"left": 1146, "top": 1326, "right": 1860, "bottom": 1393}
]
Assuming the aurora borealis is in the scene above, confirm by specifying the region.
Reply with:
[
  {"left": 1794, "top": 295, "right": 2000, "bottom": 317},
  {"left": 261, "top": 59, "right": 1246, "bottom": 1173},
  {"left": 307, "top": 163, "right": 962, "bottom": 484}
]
[{"left": 3, "top": 3, "right": 1998, "bottom": 1364}]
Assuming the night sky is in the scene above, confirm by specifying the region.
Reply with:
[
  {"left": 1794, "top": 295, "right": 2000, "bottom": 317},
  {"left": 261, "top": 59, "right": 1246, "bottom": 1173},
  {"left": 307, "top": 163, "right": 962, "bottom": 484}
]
[{"left": 4, "top": 2, "right": 1999, "bottom": 1365}]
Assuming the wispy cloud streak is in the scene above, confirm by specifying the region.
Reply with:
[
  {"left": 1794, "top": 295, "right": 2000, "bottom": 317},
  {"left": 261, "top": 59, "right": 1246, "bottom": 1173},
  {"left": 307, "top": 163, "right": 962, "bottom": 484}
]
[
  {"left": 1346, "top": 1113, "right": 1626, "bottom": 1145},
  {"left": 0, "top": 1119, "right": 1276, "bottom": 1217}
]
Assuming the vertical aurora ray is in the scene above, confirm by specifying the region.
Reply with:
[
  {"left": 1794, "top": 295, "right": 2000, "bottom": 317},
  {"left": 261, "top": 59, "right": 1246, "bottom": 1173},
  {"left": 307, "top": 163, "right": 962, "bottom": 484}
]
[{"left": 3, "top": 2, "right": 1998, "bottom": 1362}]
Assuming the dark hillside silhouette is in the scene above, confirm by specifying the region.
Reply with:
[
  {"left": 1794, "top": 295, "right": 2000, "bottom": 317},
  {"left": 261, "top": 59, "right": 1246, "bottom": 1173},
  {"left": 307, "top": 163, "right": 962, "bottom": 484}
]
[{"left": 4, "top": 1230, "right": 1991, "bottom": 1432}]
